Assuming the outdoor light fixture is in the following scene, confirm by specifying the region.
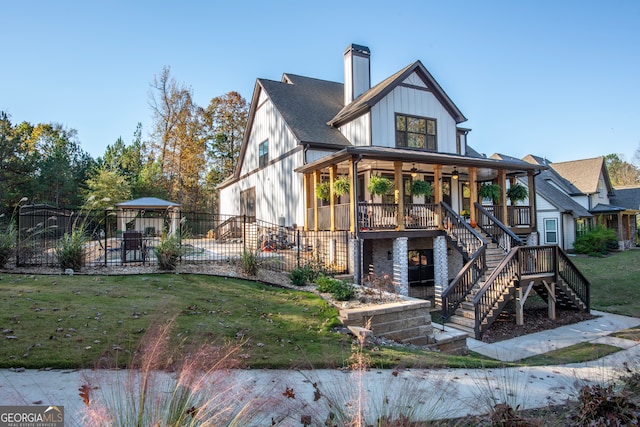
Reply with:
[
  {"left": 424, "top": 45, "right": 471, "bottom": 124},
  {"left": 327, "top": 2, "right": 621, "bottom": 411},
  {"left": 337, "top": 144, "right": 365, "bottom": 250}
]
[
  {"left": 451, "top": 168, "right": 459, "bottom": 180},
  {"left": 410, "top": 164, "right": 418, "bottom": 178}
]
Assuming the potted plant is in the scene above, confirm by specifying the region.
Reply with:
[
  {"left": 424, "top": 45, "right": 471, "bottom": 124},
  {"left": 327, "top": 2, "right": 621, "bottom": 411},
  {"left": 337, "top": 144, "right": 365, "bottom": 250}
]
[
  {"left": 478, "top": 183, "right": 502, "bottom": 204},
  {"left": 507, "top": 182, "right": 528, "bottom": 205},
  {"left": 315, "top": 182, "right": 330, "bottom": 202},
  {"left": 368, "top": 175, "right": 393, "bottom": 196},
  {"left": 333, "top": 176, "right": 350, "bottom": 197},
  {"left": 410, "top": 179, "right": 433, "bottom": 198},
  {"left": 460, "top": 210, "right": 470, "bottom": 219}
]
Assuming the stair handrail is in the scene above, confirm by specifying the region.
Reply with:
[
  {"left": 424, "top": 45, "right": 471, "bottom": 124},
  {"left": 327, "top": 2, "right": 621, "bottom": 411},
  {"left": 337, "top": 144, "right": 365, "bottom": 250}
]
[
  {"left": 441, "top": 201, "right": 486, "bottom": 259},
  {"left": 472, "top": 247, "right": 520, "bottom": 338},
  {"left": 440, "top": 201, "right": 488, "bottom": 320},
  {"left": 474, "top": 202, "right": 523, "bottom": 252},
  {"left": 556, "top": 247, "right": 591, "bottom": 311}
]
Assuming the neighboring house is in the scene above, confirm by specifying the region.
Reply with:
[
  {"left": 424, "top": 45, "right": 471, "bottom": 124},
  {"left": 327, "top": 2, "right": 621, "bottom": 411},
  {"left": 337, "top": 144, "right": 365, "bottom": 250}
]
[
  {"left": 219, "top": 44, "right": 589, "bottom": 338},
  {"left": 517, "top": 155, "right": 638, "bottom": 251},
  {"left": 610, "top": 185, "right": 640, "bottom": 247}
]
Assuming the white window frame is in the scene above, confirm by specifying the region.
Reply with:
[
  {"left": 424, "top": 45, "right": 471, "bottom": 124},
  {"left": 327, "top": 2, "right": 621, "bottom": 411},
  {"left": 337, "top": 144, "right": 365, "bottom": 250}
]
[{"left": 544, "top": 218, "right": 558, "bottom": 244}]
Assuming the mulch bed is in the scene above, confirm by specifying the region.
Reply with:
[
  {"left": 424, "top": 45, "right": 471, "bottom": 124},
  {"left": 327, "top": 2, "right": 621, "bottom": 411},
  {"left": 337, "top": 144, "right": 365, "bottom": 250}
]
[{"left": 481, "top": 304, "right": 597, "bottom": 343}]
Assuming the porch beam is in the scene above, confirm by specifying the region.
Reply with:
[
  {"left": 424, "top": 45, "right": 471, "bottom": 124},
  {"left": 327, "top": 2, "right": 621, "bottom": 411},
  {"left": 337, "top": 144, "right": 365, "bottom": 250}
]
[
  {"left": 329, "top": 164, "right": 337, "bottom": 232},
  {"left": 394, "top": 161, "right": 404, "bottom": 231},
  {"left": 469, "top": 167, "right": 478, "bottom": 224}
]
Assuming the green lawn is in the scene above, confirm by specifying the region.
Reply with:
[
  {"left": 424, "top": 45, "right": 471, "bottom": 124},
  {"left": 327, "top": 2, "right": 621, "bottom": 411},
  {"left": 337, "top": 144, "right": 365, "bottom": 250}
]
[
  {"left": 570, "top": 250, "right": 640, "bottom": 317},
  {"left": 1, "top": 250, "right": 636, "bottom": 370},
  {"left": 0, "top": 273, "right": 505, "bottom": 370}
]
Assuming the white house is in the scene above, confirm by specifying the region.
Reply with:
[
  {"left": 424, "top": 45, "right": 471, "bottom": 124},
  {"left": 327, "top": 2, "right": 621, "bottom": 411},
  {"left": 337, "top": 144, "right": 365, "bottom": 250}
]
[{"left": 218, "top": 44, "right": 589, "bottom": 339}]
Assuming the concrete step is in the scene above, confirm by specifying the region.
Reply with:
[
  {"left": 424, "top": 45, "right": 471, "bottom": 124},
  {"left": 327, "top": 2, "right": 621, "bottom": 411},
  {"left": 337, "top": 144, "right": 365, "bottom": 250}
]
[
  {"left": 446, "top": 314, "right": 475, "bottom": 330},
  {"left": 444, "top": 321, "right": 475, "bottom": 338}
]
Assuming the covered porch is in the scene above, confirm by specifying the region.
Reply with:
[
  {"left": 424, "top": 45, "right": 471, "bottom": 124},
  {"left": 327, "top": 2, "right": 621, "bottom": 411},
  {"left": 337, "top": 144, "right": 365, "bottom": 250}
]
[{"left": 297, "top": 146, "right": 545, "bottom": 234}]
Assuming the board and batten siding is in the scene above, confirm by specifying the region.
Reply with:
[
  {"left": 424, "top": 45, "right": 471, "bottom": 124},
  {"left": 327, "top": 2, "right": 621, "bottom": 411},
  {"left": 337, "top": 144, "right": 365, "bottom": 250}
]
[
  {"left": 370, "top": 74, "right": 457, "bottom": 152},
  {"left": 339, "top": 112, "right": 371, "bottom": 146},
  {"left": 219, "top": 90, "right": 305, "bottom": 226}
]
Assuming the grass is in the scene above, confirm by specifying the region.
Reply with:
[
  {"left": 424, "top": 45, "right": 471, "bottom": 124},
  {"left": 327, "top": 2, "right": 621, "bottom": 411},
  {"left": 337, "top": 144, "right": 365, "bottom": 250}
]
[
  {"left": 0, "top": 273, "right": 504, "bottom": 370},
  {"left": 571, "top": 249, "right": 640, "bottom": 317},
  {"left": 518, "top": 342, "right": 622, "bottom": 365}
]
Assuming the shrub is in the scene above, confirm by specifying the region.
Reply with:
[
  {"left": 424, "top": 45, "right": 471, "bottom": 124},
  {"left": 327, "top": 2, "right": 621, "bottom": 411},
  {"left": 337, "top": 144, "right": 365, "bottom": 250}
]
[
  {"left": 289, "top": 267, "right": 310, "bottom": 286},
  {"left": 575, "top": 384, "right": 638, "bottom": 425},
  {"left": 573, "top": 225, "right": 618, "bottom": 256},
  {"left": 0, "top": 221, "right": 17, "bottom": 268},
  {"left": 56, "top": 228, "right": 87, "bottom": 271},
  {"left": 316, "top": 274, "right": 354, "bottom": 301},
  {"left": 156, "top": 235, "right": 181, "bottom": 270},
  {"left": 239, "top": 248, "right": 259, "bottom": 276}
]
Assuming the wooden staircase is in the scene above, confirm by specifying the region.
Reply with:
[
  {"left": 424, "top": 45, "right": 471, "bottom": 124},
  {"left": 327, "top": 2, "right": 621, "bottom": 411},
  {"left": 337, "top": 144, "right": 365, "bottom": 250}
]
[{"left": 445, "top": 232, "right": 511, "bottom": 337}]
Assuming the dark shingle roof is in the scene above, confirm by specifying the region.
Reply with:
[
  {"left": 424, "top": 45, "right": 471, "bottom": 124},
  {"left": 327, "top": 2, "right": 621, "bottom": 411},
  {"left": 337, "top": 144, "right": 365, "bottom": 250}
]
[
  {"left": 610, "top": 186, "right": 640, "bottom": 210},
  {"left": 258, "top": 75, "right": 351, "bottom": 147},
  {"left": 534, "top": 174, "right": 592, "bottom": 218}
]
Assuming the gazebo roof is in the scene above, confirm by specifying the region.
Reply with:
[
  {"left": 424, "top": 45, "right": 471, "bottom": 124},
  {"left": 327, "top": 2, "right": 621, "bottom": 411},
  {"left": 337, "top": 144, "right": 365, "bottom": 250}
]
[{"left": 115, "top": 197, "right": 181, "bottom": 210}]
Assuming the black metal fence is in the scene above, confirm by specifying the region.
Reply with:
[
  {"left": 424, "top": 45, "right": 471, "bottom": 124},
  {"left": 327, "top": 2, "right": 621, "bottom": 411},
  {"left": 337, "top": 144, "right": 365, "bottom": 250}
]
[{"left": 14, "top": 205, "right": 351, "bottom": 275}]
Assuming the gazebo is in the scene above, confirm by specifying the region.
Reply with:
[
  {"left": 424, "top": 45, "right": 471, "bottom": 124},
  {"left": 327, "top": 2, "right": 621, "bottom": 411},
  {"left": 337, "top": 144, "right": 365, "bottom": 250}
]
[{"left": 113, "top": 197, "right": 182, "bottom": 263}]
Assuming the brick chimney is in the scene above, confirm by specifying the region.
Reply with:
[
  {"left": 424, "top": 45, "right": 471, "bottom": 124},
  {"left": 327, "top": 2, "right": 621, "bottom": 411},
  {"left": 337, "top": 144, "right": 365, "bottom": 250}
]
[{"left": 344, "top": 44, "right": 370, "bottom": 105}]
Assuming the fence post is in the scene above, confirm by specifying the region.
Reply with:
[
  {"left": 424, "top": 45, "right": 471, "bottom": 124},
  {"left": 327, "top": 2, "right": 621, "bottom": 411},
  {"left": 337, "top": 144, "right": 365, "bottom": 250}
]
[
  {"left": 15, "top": 207, "right": 20, "bottom": 267},
  {"left": 104, "top": 209, "right": 108, "bottom": 267},
  {"left": 296, "top": 229, "right": 301, "bottom": 269}
]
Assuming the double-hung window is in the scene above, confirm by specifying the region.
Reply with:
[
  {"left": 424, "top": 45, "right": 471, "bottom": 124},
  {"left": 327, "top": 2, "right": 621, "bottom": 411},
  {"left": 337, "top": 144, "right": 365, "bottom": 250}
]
[
  {"left": 258, "top": 140, "right": 268, "bottom": 168},
  {"left": 544, "top": 218, "right": 558, "bottom": 244},
  {"left": 395, "top": 114, "right": 437, "bottom": 151}
]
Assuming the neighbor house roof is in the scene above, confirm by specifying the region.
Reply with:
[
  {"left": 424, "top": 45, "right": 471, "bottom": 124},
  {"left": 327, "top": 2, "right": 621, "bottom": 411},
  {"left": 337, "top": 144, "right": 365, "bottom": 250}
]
[
  {"left": 549, "top": 157, "right": 611, "bottom": 195},
  {"left": 534, "top": 173, "right": 593, "bottom": 218},
  {"left": 328, "top": 60, "right": 467, "bottom": 127},
  {"left": 610, "top": 186, "right": 640, "bottom": 211}
]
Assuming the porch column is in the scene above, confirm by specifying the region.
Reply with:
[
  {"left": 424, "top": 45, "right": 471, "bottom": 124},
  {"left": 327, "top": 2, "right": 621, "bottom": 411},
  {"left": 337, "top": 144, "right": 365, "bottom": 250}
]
[
  {"left": 469, "top": 167, "right": 478, "bottom": 224},
  {"left": 433, "top": 235, "right": 448, "bottom": 307},
  {"left": 433, "top": 164, "right": 442, "bottom": 228},
  {"left": 329, "top": 164, "right": 337, "bottom": 232},
  {"left": 349, "top": 158, "right": 356, "bottom": 233},
  {"left": 498, "top": 169, "right": 508, "bottom": 226},
  {"left": 393, "top": 237, "right": 409, "bottom": 296},
  {"left": 303, "top": 173, "right": 311, "bottom": 231},
  {"left": 528, "top": 171, "right": 537, "bottom": 231},
  {"left": 313, "top": 170, "right": 321, "bottom": 231},
  {"left": 394, "top": 161, "right": 404, "bottom": 231}
]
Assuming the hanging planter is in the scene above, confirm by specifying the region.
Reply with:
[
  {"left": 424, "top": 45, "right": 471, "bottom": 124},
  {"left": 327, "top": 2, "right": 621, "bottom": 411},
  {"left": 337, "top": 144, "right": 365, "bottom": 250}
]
[
  {"left": 368, "top": 175, "right": 393, "bottom": 196},
  {"left": 506, "top": 183, "right": 528, "bottom": 205},
  {"left": 478, "top": 183, "right": 502, "bottom": 204},
  {"left": 333, "top": 176, "right": 350, "bottom": 197},
  {"left": 410, "top": 179, "right": 433, "bottom": 197},
  {"left": 315, "top": 182, "right": 330, "bottom": 202}
]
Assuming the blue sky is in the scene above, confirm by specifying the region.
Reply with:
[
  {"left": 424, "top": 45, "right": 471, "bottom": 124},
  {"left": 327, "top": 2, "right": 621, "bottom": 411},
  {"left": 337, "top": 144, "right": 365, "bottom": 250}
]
[{"left": 2, "top": 1, "right": 639, "bottom": 163}]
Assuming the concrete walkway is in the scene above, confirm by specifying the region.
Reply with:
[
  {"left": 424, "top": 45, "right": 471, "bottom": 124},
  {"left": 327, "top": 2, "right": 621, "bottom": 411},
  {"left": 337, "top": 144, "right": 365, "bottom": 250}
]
[{"left": 1, "top": 311, "right": 639, "bottom": 426}]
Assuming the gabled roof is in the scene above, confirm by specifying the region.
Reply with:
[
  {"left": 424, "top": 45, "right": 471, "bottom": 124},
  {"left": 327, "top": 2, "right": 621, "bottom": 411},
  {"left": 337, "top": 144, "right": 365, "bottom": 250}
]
[
  {"left": 533, "top": 174, "right": 593, "bottom": 218},
  {"left": 610, "top": 186, "right": 640, "bottom": 211},
  {"left": 550, "top": 156, "right": 611, "bottom": 195},
  {"left": 259, "top": 74, "right": 351, "bottom": 147},
  {"left": 328, "top": 60, "right": 467, "bottom": 127},
  {"left": 522, "top": 154, "right": 583, "bottom": 195}
]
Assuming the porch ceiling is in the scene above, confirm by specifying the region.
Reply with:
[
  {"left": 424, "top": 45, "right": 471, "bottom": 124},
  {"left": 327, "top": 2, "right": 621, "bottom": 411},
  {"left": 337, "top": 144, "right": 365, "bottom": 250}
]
[{"left": 296, "top": 146, "right": 547, "bottom": 180}]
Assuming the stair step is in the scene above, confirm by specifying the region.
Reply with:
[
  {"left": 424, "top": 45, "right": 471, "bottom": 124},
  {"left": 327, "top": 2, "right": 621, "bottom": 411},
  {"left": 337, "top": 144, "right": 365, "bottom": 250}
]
[
  {"left": 444, "top": 322, "right": 475, "bottom": 338},
  {"left": 446, "top": 314, "right": 475, "bottom": 329}
]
